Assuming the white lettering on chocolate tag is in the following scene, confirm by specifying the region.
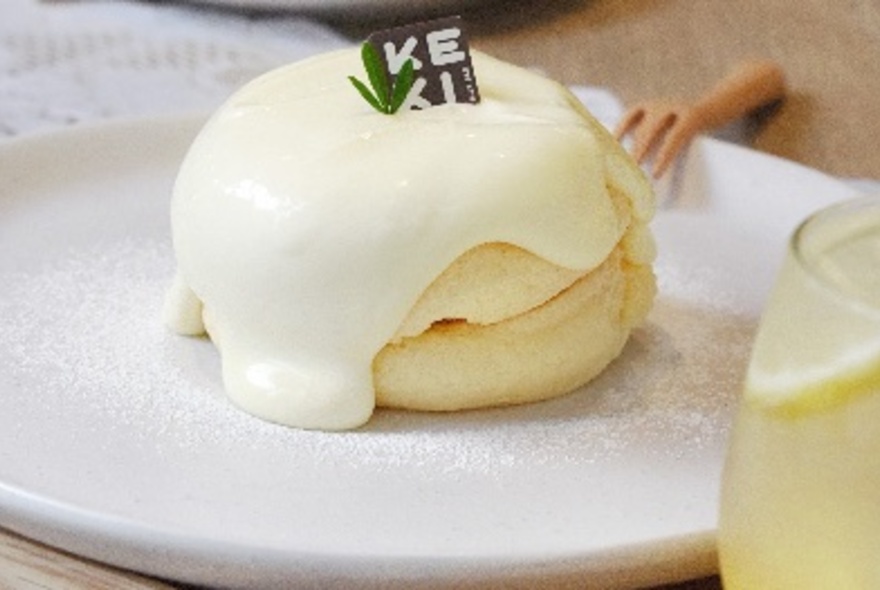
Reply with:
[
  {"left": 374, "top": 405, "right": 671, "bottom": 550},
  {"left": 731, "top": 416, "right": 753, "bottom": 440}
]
[
  {"left": 426, "top": 28, "right": 465, "bottom": 66},
  {"left": 383, "top": 37, "right": 423, "bottom": 74}
]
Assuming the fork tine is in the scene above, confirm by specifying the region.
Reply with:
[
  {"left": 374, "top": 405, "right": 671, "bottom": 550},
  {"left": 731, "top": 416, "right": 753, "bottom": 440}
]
[
  {"left": 652, "top": 120, "right": 693, "bottom": 178},
  {"left": 631, "top": 111, "right": 677, "bottom": 164},
  {"left": 614, "top": 107, "right": 645, "bottom": 140}
]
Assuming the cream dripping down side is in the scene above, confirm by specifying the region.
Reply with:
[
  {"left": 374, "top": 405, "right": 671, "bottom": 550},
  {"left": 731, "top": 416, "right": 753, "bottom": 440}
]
[{"left": 164, "top": 48, "right": 653, "bottom": 430}]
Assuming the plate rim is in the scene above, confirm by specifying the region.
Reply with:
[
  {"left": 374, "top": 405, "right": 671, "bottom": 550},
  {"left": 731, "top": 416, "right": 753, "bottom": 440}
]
[{"left": 0, "top": 476, "right": 718, "bottom": 587}]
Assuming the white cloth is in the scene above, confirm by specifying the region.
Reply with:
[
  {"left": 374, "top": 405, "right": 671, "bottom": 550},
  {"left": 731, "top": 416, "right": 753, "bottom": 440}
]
[{"left": 0, "top": 0, "right": 348, "bottom": 137}]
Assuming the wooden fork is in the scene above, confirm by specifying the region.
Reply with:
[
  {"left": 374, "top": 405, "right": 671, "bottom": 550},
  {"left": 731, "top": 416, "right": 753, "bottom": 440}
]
[{"left": 615, "top": 59, "right": 786, "bottom": 178}]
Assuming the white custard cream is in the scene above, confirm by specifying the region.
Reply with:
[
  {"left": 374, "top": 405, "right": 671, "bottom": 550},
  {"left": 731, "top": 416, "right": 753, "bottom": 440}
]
[{"left": 164, "top": 49, "right": 653, "bottom": 430}]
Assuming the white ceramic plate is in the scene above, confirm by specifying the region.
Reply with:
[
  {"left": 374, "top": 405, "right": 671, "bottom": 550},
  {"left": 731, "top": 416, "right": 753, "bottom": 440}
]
[{"left": 0, "top": 118, "right": 860, "bottom": 589}]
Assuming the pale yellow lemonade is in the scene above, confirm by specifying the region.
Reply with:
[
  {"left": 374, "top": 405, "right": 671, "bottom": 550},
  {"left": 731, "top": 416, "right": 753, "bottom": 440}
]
[{"left": 719, "top": 198, "right": 880, "bottom": 589}]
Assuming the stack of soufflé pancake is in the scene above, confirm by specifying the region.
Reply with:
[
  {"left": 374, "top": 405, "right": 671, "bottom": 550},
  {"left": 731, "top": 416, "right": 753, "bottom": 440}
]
[{"left": 164, "top": 46, "right": 656, "bottom": 431}]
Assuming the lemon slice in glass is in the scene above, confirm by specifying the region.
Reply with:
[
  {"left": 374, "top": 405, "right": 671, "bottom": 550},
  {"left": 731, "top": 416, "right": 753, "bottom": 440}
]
[{"left": 744, "top": 208, "right": 880, "bottom": 417}]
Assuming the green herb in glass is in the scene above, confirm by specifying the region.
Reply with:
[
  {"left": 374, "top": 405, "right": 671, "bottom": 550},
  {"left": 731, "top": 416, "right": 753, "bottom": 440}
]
[{"left": 348, "top": 42, "right": 415, "bottom": 115}]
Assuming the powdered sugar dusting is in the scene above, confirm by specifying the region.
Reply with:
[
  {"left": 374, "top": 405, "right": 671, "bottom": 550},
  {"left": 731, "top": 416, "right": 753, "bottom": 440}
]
[{"left": 1, "top": 237, "right": 753, "bottom": 476}]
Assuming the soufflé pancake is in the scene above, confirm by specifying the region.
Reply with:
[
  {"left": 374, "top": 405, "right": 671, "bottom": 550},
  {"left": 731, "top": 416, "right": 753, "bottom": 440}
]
[{"left": 164, "top": 47, "right": 656, "bottom": 431}]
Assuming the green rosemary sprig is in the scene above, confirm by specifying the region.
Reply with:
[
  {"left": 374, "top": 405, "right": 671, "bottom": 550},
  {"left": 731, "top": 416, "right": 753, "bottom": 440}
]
[{"left": 348, "top": 42, "right": 415, "bottom": 115}]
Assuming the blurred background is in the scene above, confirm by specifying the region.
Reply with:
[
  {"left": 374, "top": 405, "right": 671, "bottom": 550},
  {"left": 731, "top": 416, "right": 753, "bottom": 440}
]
[{"left": 2, "top": 0, "right": 879, "bottom": 180}]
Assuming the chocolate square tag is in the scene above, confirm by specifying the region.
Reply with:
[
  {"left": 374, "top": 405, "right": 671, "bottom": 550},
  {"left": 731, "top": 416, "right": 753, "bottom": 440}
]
[{"left": 367, "top": 16, "right": 480, "bottom": 111}]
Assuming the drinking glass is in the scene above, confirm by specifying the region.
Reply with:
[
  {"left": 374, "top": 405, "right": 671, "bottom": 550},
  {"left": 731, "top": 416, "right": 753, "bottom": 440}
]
[{"left": 718, "top": 196, "right": 880, "bottom": 588}]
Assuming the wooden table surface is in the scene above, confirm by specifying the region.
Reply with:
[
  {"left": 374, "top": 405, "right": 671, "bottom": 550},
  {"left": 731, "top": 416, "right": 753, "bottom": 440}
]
[
  {"left": 4, "top": 0, "right": 879, "bottom": 588},
  {"left": 465, "top": 0, "right": 880, "bottom": 181}
]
